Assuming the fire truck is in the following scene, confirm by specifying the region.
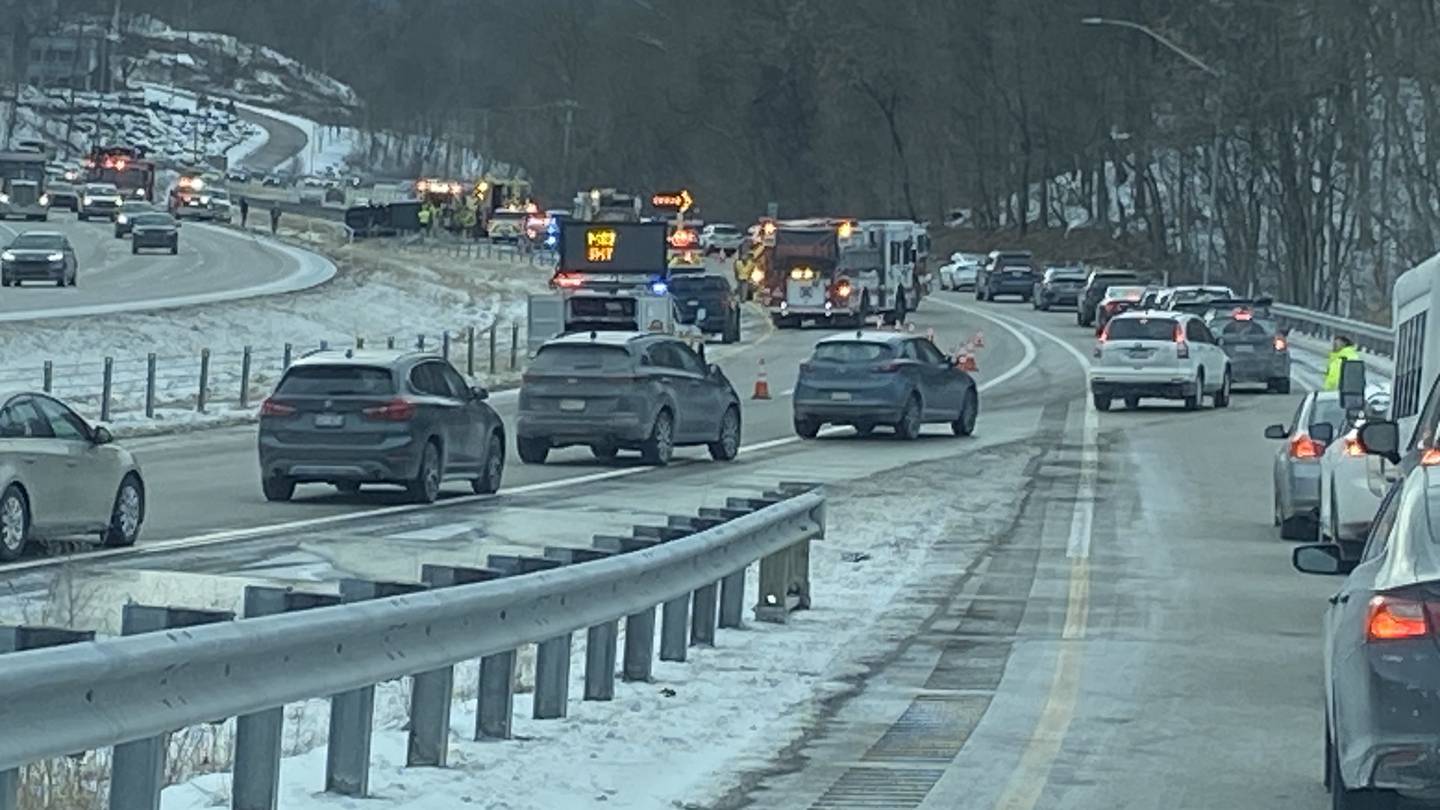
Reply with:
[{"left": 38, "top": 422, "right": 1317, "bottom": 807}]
[
  {"left": 758, "top": 220, "right": 886, "bottom": 328},
  {"left": 168, "top": 170, "right": 217, "bottom": 219},
  {"left": 0, "top": 151, "right": 50, "bottom": 221},
  {"left": 84, "top": 146, "right": 156, "bottom": 201}
]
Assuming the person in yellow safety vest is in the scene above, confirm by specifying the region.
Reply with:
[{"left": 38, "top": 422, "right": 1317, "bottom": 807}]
[
  {"left": 1323, "top": 335, "right": 1360, "bottom": 390},
  {"left": 417, "top": 204, "right": 432, "bottom": 234},
  {"left": 459, "top": 204, "right": 476, "bottom": 237}
]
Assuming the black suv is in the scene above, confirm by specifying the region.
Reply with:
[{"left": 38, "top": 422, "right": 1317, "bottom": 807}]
[
  {"left": 670, "top": 273, "right": 741, "bottom": 343},
  {"left": 257, "top": 350, "right": 505, "bottom": 503},
  {"left": 975, "top": 250, "right": 1037, "bottom": 302},
  {"left": 1033, "top": 266, "right": 1087, "bottom": 311},
  {"left": 1077, "top": 270, "right": 1142, "bottom": 327}
]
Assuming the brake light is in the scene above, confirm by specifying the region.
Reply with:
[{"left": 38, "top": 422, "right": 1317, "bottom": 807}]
[
  {"left": 362, "top": 398, "right": 417, "bottom": 421},
  {"left": 259, "top": 398, "right": 296, "bottom": 417},
  {"left": 872, "top": 361, "right": 903, "bottom": 373},
  {"left": 1367, "top": 596, "right": 1429, "bottom": 641},
  {"left": 1422, "top": 448, "right": 1440, "bottom": 467},
  {"left": 1289, "top": 434, "right": 1323, "bottom": 459},
  {"left": 1344, "top": 435, "right": 1365, "bottom": 457},
  {"left": 1174, "top": 322, "right": 1189, "bottom": 359},
  {"left": 1234, "top": 309, "right": 1253, "bottom": 320},
  {"left": 554, "top": 272, "right": 584, "bottom": 288},
  {"left": 1273, "top": 336, "right": 1287, "bottom": 352}
]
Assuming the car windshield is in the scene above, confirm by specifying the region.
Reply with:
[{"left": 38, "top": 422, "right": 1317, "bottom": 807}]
[
  {"left": 1106, "top": 317, "right": 1177, "bottom": 341},
  {"left": 276, "top": 365, "right": 395, "bottom": 396},
  {"left": 10, "top": 234, "right": 64, "bottom": 250},
  {"left": 1172, "top": 287, "right": 1233, "bottom": 304},
  {"left": 210, "top": 191, "right": 229, "bottom": 200},
  {"left": 132, "top": 214, "right": 174, "bottom": 227},
  {"left": 711, "top": 225, "right": 739, "bottom": 234},
  {"left": 813, "top": 341, "right": 894, "bottom": 363},
  {"left": 531, "top": 345, "right": 633, "bottom": 373},
  {"left": 1104, "top": 286, "right": 1146, "bottom": 299},
  {"left": 86, "top": 184, "right": 117, "bottom": 194},
  {"left": 1047, "top": 269, "right": 1085, "bottom": 281}
]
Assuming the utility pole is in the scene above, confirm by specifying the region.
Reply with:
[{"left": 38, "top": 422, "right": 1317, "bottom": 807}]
[{"left": 560, "top": 100, "right": 576, "bottom": 201}]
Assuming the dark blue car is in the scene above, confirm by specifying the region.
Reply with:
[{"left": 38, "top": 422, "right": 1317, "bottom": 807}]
[{"left": 792, "top": 331, "right": 978, "bottom": 439}]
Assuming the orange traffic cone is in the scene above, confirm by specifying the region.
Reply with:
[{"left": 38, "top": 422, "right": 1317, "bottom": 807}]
[
  {"left": 959, "top": 353, "right": 979, "bottom": 372},
  {"left": 752, "top": 357, "right": 772, "bottom": 400}
]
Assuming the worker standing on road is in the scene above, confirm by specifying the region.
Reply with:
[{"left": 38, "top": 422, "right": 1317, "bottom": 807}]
[
  {"left": 418, "top": 203, "right": 432, "bottom": 236},
  {"left": 1323, "top": 335, "right": 1360, "bottom": 390},
  {"left": 238, "top": 196, "right": 250, "bottom": 229},
  {"left": 269, "top": 204, "right": 281, "bottom": 236}
]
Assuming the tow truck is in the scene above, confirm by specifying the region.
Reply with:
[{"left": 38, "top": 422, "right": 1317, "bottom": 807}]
[
  {"left": 0, "top": 151, "right": 50, "bottom": 221},
  {"left": 752, "top": 219, "right": 891, "bottom": 328},
  {"left": 526, "top": 221, "right": 693, "bottom": 355},
  {"left": 84, "top": 146, "right": 156, "bottom": 202}
]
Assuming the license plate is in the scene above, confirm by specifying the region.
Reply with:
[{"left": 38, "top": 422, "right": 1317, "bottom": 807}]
[
  {"left": 1008, "top": 270, "right": 1027, "bottom": 277},
  {"left": 830, "top": 391, "right": 852, "bottom": 401},
  {"left": 559, "top": 399, "right": 585, "bottom": 412},
  {"left": 688, "top": 299, "right": 700, "bottom": 306},
  {"left": 315, "top": 413, "right": 344, "bottom": 428}
]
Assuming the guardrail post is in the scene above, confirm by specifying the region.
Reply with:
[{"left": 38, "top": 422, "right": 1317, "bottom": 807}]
[
  {"left": 466, "top": 326, "right": 476, "bottom": 376},
  {"left": 355, "top": 336, "right": 365, "bottom": 349},
  {"left": 412, "top": 565, "right": 503, "bottom": 765},
  {"left": 233, "top": 587, "right": 340, "bottom": 810},
  {"left": 533, "top": 634, "right": 572, "bottom": 719},
  {"left": 477, "top": 650, "right": 517, "bottom": 740},
  {"left": 100, "top": 357, "right": 113, "bottom": 422},
  {"left": 239, "top": 347, "right": 253, "bottom": 409},
  {"left": 327, "top": 579, "right": 427, "bottom": 797},
  {"left": 510, "top": 323, "right": 519, "bottom": 370},
  {"left": 544, "top": 547, "right": 618, "bottom": 701},
  {"left": 144, "top": 353, "right": 157, "bottom": 418},
  {"left": 691, "top": 582, "right": 718, "bottom": 646},
  {"left": 0, "top": 626, "right": 95, "bottom": 810},
  {"left": 442, "top": 331, "right": 451, "bottom": 361},
  {"left": 719, "top": 568, "right": 746, "bottom": 629},
  {"left": 386, "top": 336, "right": 395, "bottom": 350},
  {"left": 416, "top": 333, "right": 425, "bottom": 351},
  {"left": 110, "top": 605, "right": 233, "bottom": 810},
  {"left": 660, "top": 595, "right": 689, "bottom": 662},
  {"left": 488, "top": 324, "right": 497, "bottom": 373},
  {"left": 197, "top": 348, "right": 210, "bottom": 413},
  {"left": 283, "top": 343, "right": 293, "bottom": 369},
  {"left": 42, "top": 360, "right": 52, "bottom": 394}
]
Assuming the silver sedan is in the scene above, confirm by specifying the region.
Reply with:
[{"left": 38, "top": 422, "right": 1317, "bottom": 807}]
[
  {"left": 0, "top": 390, "right": 145, "bottom": 560},
  {"left": 1264, "top": 390, "right": 1346, "bottom": 539}
]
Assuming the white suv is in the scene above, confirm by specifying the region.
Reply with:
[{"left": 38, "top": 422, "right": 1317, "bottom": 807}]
[
  {"left": 701, "top": 223, "right": 744, "bottom": 254},
  {"left": 1089, "top": 310, "right": 1232, "bottom": 411}
]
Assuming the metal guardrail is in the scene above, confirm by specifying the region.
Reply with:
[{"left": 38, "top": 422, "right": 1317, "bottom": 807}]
[
  {"left": 1271, "top": 303, "right": 1395, "bottom": 358},
  {"left": 0, "top": 484, "right": 825, "bottom": 809}
]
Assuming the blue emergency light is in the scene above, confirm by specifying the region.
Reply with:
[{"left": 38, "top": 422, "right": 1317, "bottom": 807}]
[{"left": 650, "top": 279, "right": 668, "bottom": 296}]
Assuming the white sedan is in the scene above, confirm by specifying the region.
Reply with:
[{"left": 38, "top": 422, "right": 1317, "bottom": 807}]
[
  {"left": 0, "top": 390, "right": 145, "bottom": 560},
  {"left": 939, "top": 260, "right": 979, "bottom": 291},
  {"left": 1315, "top": 386, "right": 1392, "bottom": 557}
]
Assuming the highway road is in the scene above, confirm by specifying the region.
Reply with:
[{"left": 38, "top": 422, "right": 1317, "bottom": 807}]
[
  {"left": 236, "top": 108, "right": 308, "bottom": 172},
  {"left": 0, "top": 207, "right": 333, "bottom": 321},
  {"left": 0, "top": 288, "right": 1351, "bottom": 808}
]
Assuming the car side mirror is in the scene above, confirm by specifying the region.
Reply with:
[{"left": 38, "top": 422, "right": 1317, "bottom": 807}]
[
  {"left": 1357, "top": 420, "right": 1401, "bottom": 464},
  {"left": 1263, "top": 424, "right": 1288, "bottom": 440},
  {"left": 1215, "top": 336, "right": 1226, "bottom": 346},
  {"left": 470, "top": 385, "right": 489, "bottom": 401},
  {"left": 1292, "top": 544, "right": 1356, "bottom": 576},
  {"left": 1309, "top": 422, "right": 1335, "bottom": 444},
  {"left": 708, "top": 362, "right": 721, "bottom": 378},
  {"left": 92, "top": 426, "right": 114, "bottom": 445},
  {"left": 1339, "top": 359, "right": 1367, "bottom": 413}
]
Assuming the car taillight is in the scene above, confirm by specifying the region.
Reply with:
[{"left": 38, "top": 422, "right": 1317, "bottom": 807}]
[
  {"left": 259, "top": 398, "right": 295, "bottom": 417},
  {"left": 1367, "top": 596, "right": 1430, "bottom": 641},
  {"left": 1174, "top": 323, "right": 1190, "bottom": 359},
  {"left": 1289, "top": 434, "right": 1323, "bottom": 459},
  {"left": 1423, "top": 448, "right": 1440, "bottom": 467},
  {"left": 362, "top": 398, "right": 416, "bottom": 421},
  {"left": 1344, "top": 435, "right": 1365, "bottom": 457},
  {"left": 1273, "top": 336, "right": 1288, "bottom": 352},
  {"left": 872, "top": 361, "right": 903, "bottom": 373}
]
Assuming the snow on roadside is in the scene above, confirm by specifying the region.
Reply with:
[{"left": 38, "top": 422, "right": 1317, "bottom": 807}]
[{"left": 155, "top": 444, "right": 1036, "bottom": 810}]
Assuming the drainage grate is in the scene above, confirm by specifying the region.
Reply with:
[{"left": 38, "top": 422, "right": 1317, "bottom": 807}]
[
  {"left": 809, "top": 767, "right": 946, "bottom": 810},
  {"left": 925, "top": 639, "right": 1011, "bottom": 691},
  {"left": 862, "top": 694, "right": 991, "bottom": 762}
]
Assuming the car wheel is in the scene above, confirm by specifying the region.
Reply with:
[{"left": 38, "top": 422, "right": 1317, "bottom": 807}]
[
  {"left": 1214, "top": 370, "right": 1232, "bottom": 408},
  {"left": 1269, "top": 377, "right": 1292, "bottom": 395},
  {"left": 1184, "top": 373, "right": 1203, "bottom": 411},
  {"left": 895, "top": 395, "right": 922, "bottom": 440},
  {"left": 170, "top": 243, "right": 178, "bottom": 255},
  {"left": 641, "top": 410, "right": 675, "bottom": 466},
  {"left": 472, "top": 432, "right": 505, "bottom": 494},
  {"left": 405, "top": 440, "right": 443, "bottom": 503},
  {"left": 1124, "top": 395, "right": 1140, "bottom": 410},
  {"left": 262, "top": 475, "right": 296, "bottom": 502},
  {"left": 54, "top": 277, "right": 63, "bottom": 288},
  {"left": 518, "top": 437, "right": 549, "bottom": 464},
  {"left": 0, "top": 485, "right": 29, "bottom": 562},
  {"left": 794, "top": 415, "right": 821, "bottom": 439},
  {"left": 951, "top": 389, "right": 978, "bottom": 437},
  {"left": 855, "top": 293, "right": 871, "bottom": 328},
  {"left": 709, "top": 406, "right": 741, "bottom": 461},
  {"left": 854, "top": 421, "right": 875, "bottom": 437},
  {"left": 131, "top": 243, "right": 138, "bottom": 255},
  {"left": 1273, "top": 490, "right": 1283, "bottom": 528},
  {"left": 101, "top": 474, "right": 144, "bottom": 547},
  {"left": 892, "top": 290, "right": 906, "bottom": 325},
  {"left": 1093, "top": 393, "right": 1112, "bottom": 411}
]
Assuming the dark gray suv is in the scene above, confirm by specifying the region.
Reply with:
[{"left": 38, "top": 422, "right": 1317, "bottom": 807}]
[
  {"left": 257, "top": 350, "right": 505, "bottom": 503},
  {"left": 516, "top": 332, "right": 741, "bottom": 466}
]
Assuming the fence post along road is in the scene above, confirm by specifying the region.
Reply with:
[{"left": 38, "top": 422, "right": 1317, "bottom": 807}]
[{"left": 0, "top": 483, "right": 825, "bottom": 807}]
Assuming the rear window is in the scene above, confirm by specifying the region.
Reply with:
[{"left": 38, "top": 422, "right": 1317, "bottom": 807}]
[
  {"left": 1309, "top": 398, "right": 1346, "bottom": 434},
  {"left": 1106, "top": 317, "right": 1177, "bottom": 341},
  {"left": 669, "top": 276, "right": 730, "bottom": 294},
  {"left": 276, "top": 365, "right": 395, "bottom": 396},
  {"left": 1217, "top": 318, "right": 1276, "bottom": 337},
  {"left": 711, "top": 225, "right": 739, "bottom": 235},
  {"left": 813, "top": 341, "right": 894, "bottom": 363},
  {"left": 1104, "top": 286, "right": 1146, "bottom": 299},
  {"left": 1171, "top": 287, "right": 1233, "bottom": 304},
  {"left": 532, "top": 345, "right": 633, "bottom": 373},
  {"left": 85, "top": 184, "right": 117, "bottom": 194},
  {"left": 132, "top": 214, "right": 174, "bottom": 226},
  {"left": 1093, "top": 273, "right": 1139, "bottom": 285}
]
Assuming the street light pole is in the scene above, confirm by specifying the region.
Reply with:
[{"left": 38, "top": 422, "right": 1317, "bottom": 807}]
[{"left": 1082, "top": 17, "right": 1223, "bottom": 286}]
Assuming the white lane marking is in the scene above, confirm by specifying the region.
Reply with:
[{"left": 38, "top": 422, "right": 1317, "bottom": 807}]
[
  {"left": 0, "top": 302, "right": 1046, "bottom": 573},
  {"left": 388, "top": 522, "right": 475, "bottom": 542}
]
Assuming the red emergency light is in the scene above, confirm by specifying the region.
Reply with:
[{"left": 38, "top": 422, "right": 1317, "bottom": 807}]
[{"left": 668, "top": 229, "right": 698, "bottom": 249}]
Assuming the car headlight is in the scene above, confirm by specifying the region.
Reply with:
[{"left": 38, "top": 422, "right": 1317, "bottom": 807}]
[
  {"left": 83, "top": 196, "right": 93, "bottom": 206},
  {"left": 0, "top": 193, "right": 8, "bottom": 204},
  {"left": 199, "top": 196, "right": 211, "bottom": 205},
  {"left": 117, "top": 214, "right": 128, "bottom": 224},
  {"left": 134, "top": 188, "right": 146, "bottom": 198},
  {"left": 46, "top": 252, "right": 63, "bottom": 262},
  {"left": 38, "top": 194, "right": 48, "bottom": 206},
  {"left": 116, "top": 198, "right": 124, "bottom": 207},
  {"left": 0, "top": 251, "right": 14, "bottom": 262}
]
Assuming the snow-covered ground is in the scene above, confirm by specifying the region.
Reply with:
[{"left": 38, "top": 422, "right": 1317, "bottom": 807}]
[
  {"left": 0, "top": 225, "right": 550, "bottom": 435},
  {"left": 140, "top": 446, "right": 1035, "bottom": 810}
]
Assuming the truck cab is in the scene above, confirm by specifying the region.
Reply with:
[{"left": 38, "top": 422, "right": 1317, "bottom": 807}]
[{"left": 0, "top": 152, "right": 50, "bottom": 221}]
